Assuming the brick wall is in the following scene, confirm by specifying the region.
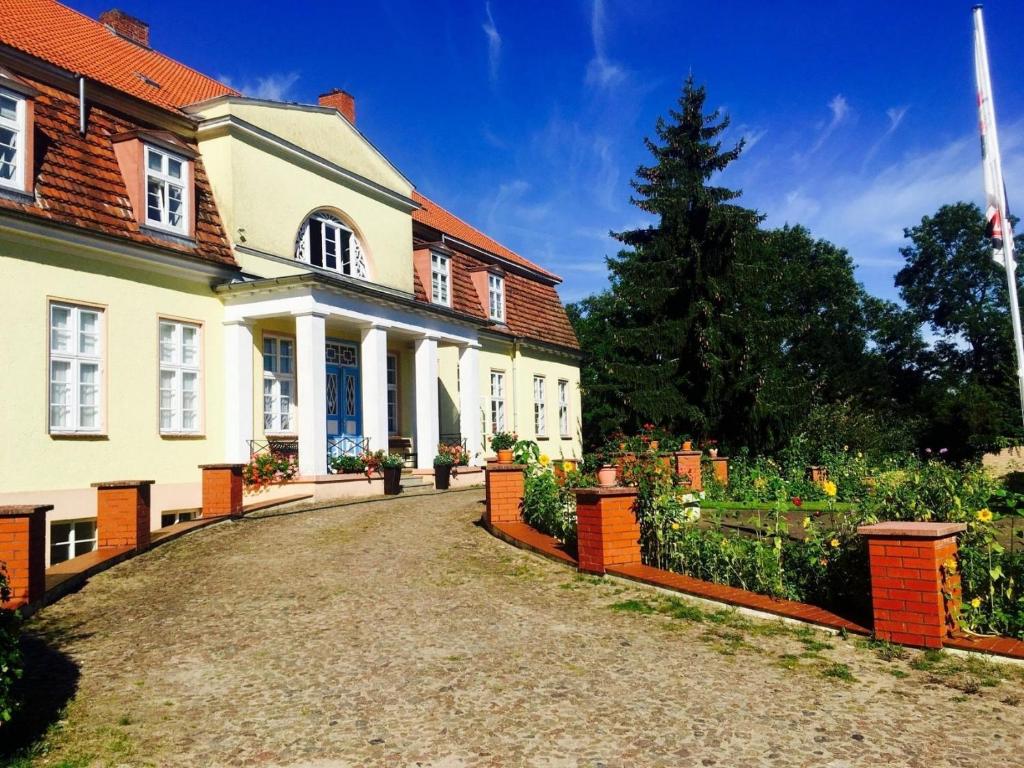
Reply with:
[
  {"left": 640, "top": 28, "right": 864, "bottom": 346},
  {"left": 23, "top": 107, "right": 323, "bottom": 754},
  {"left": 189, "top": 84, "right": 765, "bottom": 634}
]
[
  {"left": 859, "top": 521, "right": 966, "bottom": 649},
  {"left": 94, "top": 481, "right": 153, "bottom": 552},
  {"left": 575, "top": 487, "right": 641, "bottom": 575},
  {"left": 485, "top": 462, "right": 526, "bottom": 525},
  {"left": 674, "top": 451, "right": 703, "bottom": 491},
  {"left": 0, "top": 505, "right": 49, "bottom": 609},
  {"left": 200, "top": 464, "right": 244, "bottom": 518},
  {"left": 710, "top": 457, "right": 729, "bottom": 486}
]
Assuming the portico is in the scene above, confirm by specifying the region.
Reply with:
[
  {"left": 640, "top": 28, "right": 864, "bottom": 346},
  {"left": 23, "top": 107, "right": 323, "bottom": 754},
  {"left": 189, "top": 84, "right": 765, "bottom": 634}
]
[{"left": 218, "top": 274, "right": 484, "bottom": 475}]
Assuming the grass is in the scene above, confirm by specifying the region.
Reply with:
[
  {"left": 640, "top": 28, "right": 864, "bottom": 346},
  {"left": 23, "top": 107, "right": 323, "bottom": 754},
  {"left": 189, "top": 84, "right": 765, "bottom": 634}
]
[{"left": 821, "top": 662, "right": 857, "bottom": 682}]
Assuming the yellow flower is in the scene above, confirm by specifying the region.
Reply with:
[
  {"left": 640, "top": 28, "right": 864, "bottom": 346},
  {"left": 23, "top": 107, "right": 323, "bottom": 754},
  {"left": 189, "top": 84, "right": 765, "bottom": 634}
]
[
  {"left": 671, "top": 522, "right": 680, "bottom": 530},
  {"left": 975, "top": 508, "right": 993, "bottom": 523},
  {"left": 829, "top": 538, "right": 840, "bottom": 549},
  {"left": 822, "top": 480, "right": 838, "bottom": 498},
  {"left": 801, "top": 517, "right": 811, "bottom": 529},
  {"left": 562, "top": 461, "right": 574, "bottom": 473},
  {"left": 753, "top": 477, "right": 767, "bottom": 490},
  {"left": 539, "top": 454, "right": 550, "bottom": 466},
  {"left": 856, "top": 451, "right": 863, "bottom": 459},
  {"left": 970, "top": 597, "right": 982, "bottom": 609},
  {"left": 943, "top": 558, "right": 958, "bottom": 574}
]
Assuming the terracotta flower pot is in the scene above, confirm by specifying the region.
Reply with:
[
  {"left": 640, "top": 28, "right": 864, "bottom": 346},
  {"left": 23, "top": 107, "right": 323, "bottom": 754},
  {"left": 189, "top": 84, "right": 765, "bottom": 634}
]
[
  {"left": 649, "top": 440, "right": 660, "bottom": 452},
  {"left": 497, "top": 448, "right": 514, "bottom": 463},
  {"left": 597, "top": 465, "right": 618, "bottom": 488},
  {"left": 709, "top": 448, "right": 718, "bottom": 458},
  {"left": 682, "top": 440, "right": 693, "bottom": 451}
]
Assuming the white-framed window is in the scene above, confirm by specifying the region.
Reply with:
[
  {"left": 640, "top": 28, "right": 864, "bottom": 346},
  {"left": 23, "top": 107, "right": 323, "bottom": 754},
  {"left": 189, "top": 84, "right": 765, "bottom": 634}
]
[
  {"left": 558, "top": 379, "right": 570, "bottom": 437},
  {"left": 49, "top": 302, "right": 103, "bottom": 433},
  {"left": 159, "top": 320, "right": 201, "bottom": 434},
  {"left": 161, "top": 510, "right": 194, "bottom": 527},
  {"left": 50, "top": 519, "right": 97, "bottom": 566},
  {"left": 295, "top": 212, "right": 368, "bottom": 279},
  {"left": 263, "top": 335, "right": 295, "bottom": 433},
  {"left": 533, "top": 375, "right": 546, "bottom": 436},
  {"left": 430, "top": 252, "right": 451, "bottom": 306},
  {"left": 386, "top": 353, "right": 399, "bottom": 435},
  {"left": 144, "top": 145, "right": 189, "bottom": 235},
  {"left": 0, "top": 87, "right": 25, "bottom": 191},
  {"left": 489, "top": 370, "right": 506, "bottom": 434},
  {"left": 488, "top": 274, "right": 505, "bottom": 321}
]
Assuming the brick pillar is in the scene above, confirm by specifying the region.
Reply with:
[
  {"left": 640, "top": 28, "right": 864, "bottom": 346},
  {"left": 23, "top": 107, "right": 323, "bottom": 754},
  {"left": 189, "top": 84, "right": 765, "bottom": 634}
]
[
  {"left": 710, "top": 456, "right": 729, "bottom": 486},
  {"left": 93, "top": 481, "right": 154, "bottom": 552},
  {"left": 199, "top": 464, "right": 245, "bottom": 518},
  {"left": 807, "top": 465, "right": 828, "bottom": 483},
  {"left": 0, "top": 505, "right": 49, "bottom": 609},
  {"left": 673, "top": 450, "right": 703, "bottom": 491},
  {"left": 574, "top": 487, "right": 641, "bottom": 575},
  {"left": 485, "top": 462, "right": 526, "bottom": 525},
  {"left": 858, "top": 521, "right": 967, "bottom": 649}
]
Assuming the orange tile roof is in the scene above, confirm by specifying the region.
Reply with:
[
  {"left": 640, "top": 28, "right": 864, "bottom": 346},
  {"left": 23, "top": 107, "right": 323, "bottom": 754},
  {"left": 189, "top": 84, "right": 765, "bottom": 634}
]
[
  {"left": 412, "top": 191, "right": 561, "bottom": 282},
  {"left": 0, "top": 0, "right": 237, "bottom": 112}
]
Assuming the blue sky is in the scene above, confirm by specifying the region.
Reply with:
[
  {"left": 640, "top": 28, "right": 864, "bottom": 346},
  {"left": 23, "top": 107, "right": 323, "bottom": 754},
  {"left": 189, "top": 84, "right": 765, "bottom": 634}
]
[{"left": 78, "top": 0, "right": 1024, "bottom": 305}]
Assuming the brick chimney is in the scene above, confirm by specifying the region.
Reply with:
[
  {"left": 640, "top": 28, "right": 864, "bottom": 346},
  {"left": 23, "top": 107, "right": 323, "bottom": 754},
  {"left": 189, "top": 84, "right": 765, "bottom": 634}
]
[
  {"left": 318, "top": 89, "right": 356, "bottom": 125},
  {"left": 99, "top": 9, "right": 150, "bottom": 48}
]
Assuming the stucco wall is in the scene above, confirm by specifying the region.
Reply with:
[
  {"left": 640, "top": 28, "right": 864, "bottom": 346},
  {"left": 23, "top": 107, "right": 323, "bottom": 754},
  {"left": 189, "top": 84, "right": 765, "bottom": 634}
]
[{"left": 196, "top": 106, "right": 415, "bottom": 294}]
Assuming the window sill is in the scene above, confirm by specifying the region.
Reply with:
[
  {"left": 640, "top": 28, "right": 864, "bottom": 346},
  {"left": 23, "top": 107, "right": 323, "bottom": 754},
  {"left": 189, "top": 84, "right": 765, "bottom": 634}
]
[
  {"left": 160, "top": 432, "right": 206, "bottom": 440},
  {"left": 140, "top": 224, "right": 196, "bottom": 247},
  {"left": 536, "top": 435, "right": 550, "bottom": 441},
  {"left": 50, "top": 432, "right": 108, "bottom": 440},
  {"left": 264, "top": 433, "right": 298, "bottom": 439},
  {"left": 0, "top": 184, "right": 33, "bottom": 204}
]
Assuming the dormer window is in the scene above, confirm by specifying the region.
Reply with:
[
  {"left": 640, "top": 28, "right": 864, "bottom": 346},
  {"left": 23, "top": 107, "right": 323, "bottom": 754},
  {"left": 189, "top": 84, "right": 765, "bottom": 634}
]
[
  {"left": 145, "top": 145, "right": 189, "bottom": 235},
  {"left": 431, "top": 252, "right": 450, "bottom": 306},
  {"left": 295, "top": 212, "right": 368, "bottom": 279},
  {"left": 0, "top": 87, "right": 26, "bottom": 192},
  {"left": 488, "top": 273, "right": 505, "bottom": 321}
]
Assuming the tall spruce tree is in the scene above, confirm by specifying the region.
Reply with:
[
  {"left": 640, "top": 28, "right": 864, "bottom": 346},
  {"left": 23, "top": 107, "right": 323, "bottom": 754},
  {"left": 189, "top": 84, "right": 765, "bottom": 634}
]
[{"left": 603, "top": 77, "right": 761, "bottom": 437}]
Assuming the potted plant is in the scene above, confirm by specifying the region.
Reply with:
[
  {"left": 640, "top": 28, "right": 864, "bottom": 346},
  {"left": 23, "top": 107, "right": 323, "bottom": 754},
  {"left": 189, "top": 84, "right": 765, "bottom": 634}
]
[
  {"left": 597, "top": 464, "right": 618, "bottom": 487},
  {"left": 682, "top": 439, "right": 693, "bottom": 451},
  {"left": 706, "top": 439, "right": 719, "bottom": 458},
  {"left": 433, "top": 444, "right": 457, "bottom": 490},
  {"left": 379, "top": 452, "right": 405, "bottom": 495},
  {"left": 491, "top": 431, "right": 517, "bottom": 463}
]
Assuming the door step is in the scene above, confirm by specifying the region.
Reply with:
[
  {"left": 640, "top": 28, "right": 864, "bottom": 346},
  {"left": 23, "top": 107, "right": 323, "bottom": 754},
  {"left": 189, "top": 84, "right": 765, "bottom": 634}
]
[{"left": 400, "top": 475, "right": 430, "bottom": 489}]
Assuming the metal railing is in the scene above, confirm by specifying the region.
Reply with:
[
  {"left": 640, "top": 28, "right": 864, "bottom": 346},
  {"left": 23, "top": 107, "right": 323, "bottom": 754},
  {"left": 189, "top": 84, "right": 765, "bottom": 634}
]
[
  {"left": 248, "top": 438, "right": 299, "bottom": 458},
  {"left": 439, "top": 434, "right": 467, "bottom": 450},
  {"left": 327, "top": 435, "right": 370, "bottom": 459}
]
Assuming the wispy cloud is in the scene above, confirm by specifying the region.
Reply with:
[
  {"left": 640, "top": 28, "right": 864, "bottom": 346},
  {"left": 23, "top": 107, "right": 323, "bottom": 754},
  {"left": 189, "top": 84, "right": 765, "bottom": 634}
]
[
  {"left": 218, "top": 72, "right": 301, "bottom": 102},
  {"left": 585, "top": 0, "right": 626, "bottom": 89},
  {"left": 482, "top": 2, "right": 502, "bottom": 85},
  {"left": 808, "top": 94, "right": 850, "bottom": 154},
  {"left": 863, "top": 105, "right": 910, "bottom": 166}
]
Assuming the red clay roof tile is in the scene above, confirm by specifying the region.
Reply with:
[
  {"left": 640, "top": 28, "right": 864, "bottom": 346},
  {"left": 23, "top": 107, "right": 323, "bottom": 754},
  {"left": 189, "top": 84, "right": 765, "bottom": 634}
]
[{"left": 0, "top": 0, "right": 237, "bottom": 112}]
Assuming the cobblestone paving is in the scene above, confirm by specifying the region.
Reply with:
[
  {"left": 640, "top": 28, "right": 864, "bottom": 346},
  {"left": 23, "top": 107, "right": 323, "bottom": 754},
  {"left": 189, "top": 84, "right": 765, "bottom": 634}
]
[{"left": 17, "top": 489, "right": 1024, "bottom": 767}]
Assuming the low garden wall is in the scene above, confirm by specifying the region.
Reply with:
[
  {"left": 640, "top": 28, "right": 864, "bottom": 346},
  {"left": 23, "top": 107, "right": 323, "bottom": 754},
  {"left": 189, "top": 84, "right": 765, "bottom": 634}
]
[{"left": 483, "top": 447, "right": 1024, "bottom": 659}]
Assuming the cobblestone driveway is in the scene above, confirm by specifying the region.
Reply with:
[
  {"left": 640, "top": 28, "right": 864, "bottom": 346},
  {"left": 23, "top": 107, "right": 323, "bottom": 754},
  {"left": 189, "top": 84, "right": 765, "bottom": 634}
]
[{"left": 15, "top": 490, "right": 1024, "bottom": 767}]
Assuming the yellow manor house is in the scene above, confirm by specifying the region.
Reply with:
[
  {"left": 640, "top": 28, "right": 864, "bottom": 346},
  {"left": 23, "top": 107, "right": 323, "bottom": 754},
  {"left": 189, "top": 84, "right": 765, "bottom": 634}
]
[{"left": 0, "top": 2, "right": 581, "bottom": 565}]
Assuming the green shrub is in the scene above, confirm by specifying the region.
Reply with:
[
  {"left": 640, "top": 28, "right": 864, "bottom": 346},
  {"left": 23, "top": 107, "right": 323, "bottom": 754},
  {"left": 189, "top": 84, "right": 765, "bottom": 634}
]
[
  {"left": 0, "top": 563, "right": 23, "bottom": 725},
  {"left": 330, "top": 454, "right": 367, "bottom": 474},
  {"left": 242, "top": 452, "right": 298, "bottom": 488}
]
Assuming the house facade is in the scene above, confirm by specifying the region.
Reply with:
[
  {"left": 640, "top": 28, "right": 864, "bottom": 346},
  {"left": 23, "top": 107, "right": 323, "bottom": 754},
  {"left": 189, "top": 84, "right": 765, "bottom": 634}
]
[{"left": 0, "top": 2, "right": 581, "bottom": 565}]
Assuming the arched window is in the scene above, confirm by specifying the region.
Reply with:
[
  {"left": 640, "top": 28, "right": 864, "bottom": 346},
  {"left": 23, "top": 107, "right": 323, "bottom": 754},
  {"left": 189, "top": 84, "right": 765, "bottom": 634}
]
[{"left": 294, "top": 212, "right": 368, "bottom": 279}]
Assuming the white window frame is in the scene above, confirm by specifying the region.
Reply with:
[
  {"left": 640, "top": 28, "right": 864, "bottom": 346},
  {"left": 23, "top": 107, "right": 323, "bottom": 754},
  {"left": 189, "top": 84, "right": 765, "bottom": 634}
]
[
  {"left": 558, "top": 379, "right": 571, "bottom": 437},
  {"left": 144, "top": 144, "right": 189, "bottom": 235},
  {"left": 49, "top": 518, "right": 97, "bottom": 566},
  {"left": 49, "top": 302, "right": 104, "bottom": 434},
  {"left": 263, "top": 334, "right": 296, "bottom": 434},
  {"left": 159, "top": 319, "right": 202, "bottom": 434},
  {"left": 488, "top": 274, "right": 505, "bottom": 321},
  {"left": 533, "top": 375, "right": 546, "bottom": 436},
  {"left": 295, "top": 212, "right": 368, "bottom": 279},
  {"left": 430, "top": 252, "right": 451, "bottom": 306},
  {"left": 0, "top": 87, "right": 26, "bottom": 192},
  {"left": 386, "top": 353, "right": 399, "bottom": 435},
  {"left": 489, "top": 370, "right": 506, "bottom": 434}
]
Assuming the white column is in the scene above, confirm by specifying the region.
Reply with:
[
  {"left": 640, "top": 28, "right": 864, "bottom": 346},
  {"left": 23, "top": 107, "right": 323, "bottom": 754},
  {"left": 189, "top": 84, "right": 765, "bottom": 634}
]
[
  {"left": 223, "top": 319, "right": 254, "bottom": 463},
  {"left": 360, "top": 324, "right": 389, "bottom": 453},
  {"left": 458, "top": 343, "right": 483, "bottom": 465},
  {"left": 295, "top": 311, "right": 328, "bottom": 477},
  {"left": 414, "top": 335, "right": 440, "bottom": 470}
]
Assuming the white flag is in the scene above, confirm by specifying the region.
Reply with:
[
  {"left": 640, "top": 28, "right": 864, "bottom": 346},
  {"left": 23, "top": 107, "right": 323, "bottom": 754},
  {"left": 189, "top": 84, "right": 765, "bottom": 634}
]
[{"left": 974, "top": 6, "right": 1016, "bottom": 267}]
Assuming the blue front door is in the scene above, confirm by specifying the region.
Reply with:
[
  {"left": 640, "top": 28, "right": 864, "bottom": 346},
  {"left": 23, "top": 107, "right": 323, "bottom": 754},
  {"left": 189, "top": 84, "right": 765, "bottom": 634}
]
[{"left": 326, "top": 341, "right": 361, "bottom": 458}]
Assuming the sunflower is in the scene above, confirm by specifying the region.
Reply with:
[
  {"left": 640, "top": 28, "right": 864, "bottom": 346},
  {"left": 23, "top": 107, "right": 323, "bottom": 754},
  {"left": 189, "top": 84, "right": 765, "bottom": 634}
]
[
  {"left": 539, "top": 454, "right": 551, "bottom": 466},
  {"left": 975, "top": 508, "right": 993, "bottom": 523},
  {"left": 829, "top": 538, "right": 840, "bottom": 549},
  {"left": 562, "top": 461, "right": 574, "bottom": 473},
  {"left": 971, "top": 597, "right": 982, "bottom": 609}
]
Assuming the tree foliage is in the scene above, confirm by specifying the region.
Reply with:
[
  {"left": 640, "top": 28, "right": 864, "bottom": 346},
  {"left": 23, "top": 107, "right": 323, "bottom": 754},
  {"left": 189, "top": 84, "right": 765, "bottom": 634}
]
[{"left": 570, "top": 80, "right": 1024, "bottom": 459}]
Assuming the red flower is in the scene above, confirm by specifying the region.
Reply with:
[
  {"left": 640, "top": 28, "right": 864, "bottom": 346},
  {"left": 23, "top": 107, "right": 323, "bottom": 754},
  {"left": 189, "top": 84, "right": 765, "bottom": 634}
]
[{"left": 791, "top": 496, "right": 803, "bottom": 507}]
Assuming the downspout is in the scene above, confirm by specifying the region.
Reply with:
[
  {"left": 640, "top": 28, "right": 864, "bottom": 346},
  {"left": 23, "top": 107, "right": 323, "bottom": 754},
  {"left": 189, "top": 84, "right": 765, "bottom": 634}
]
[
  {"left": 78, "top": 76, "right": 86, "bottom": 135},
  {"left": 511, "top": 338, "right": 519, "bottom": 435}
]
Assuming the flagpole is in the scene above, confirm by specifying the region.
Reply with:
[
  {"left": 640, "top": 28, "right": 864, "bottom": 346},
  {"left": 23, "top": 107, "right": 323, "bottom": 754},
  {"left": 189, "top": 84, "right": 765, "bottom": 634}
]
[{"left": 974, "top": 5, "right": 1024, "bottom": 426}]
